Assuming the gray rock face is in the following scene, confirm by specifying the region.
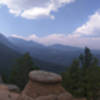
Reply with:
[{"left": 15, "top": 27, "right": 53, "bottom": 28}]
[{"left": 29, "top": 70, "right": 62, "bottom": 83}]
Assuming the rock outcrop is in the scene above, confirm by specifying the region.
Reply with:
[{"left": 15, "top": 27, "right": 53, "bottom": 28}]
[
  {"left": 0, "top": 84, "right": 19, "bottom": 100},
  {"left": 0, "top": 70, "right": 87, "bottom": 100},
  {"left": 17, "top": 70, "right": 73, "bottom": 100}
]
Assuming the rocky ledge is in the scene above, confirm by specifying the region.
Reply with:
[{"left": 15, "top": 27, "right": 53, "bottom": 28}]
[
  {"left": 17, "top": 70, "right": 67, "bottom": 100},
  {"left": 0, "top": 70, "right": 86, "bottom": 100},
  {"left": 17, "top": 70, "right": 86, "bottom": 100}
]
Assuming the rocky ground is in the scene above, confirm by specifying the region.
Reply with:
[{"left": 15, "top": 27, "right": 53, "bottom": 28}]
[
  {"left": 0, "top": 84, "right": 19, "bottom": 100},
  {"left": 0, "top": 71, "right": 86, "bottom": 100}
]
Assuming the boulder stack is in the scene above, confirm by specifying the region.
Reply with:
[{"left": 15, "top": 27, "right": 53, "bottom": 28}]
[{"left": 17, "top": 70, "right": 73, "bottom": 100}]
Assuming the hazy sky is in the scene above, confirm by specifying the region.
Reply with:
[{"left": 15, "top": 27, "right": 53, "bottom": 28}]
[{"left": 0, "top": 0, "right": 100, "bottom": 49}]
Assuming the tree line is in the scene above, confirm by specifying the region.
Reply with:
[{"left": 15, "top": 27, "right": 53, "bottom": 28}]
[
  {"left": 62, "top": 47, "right": 100, "bottom": 100},
  {"left": 3, "top": 47, "right": 100, "bottom": 100}
]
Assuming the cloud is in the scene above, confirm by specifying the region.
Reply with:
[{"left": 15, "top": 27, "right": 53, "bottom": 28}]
[
  {"left": 74, "top": 10, "right": 100, "bottom": 37},
  {"left": 0, "top": 0, "right": 75, "bottom": 19},
  {"left": 11, "top": 33, "right": 100, "bottom": 49},
  {"left": 10, "top": 10, "right": 100, "bottom": 49},
  {"left": 11, "top": 34, "right": 66, "bottom": 45},
  {"left": 11, "top": 34, "right": 38, "bottom": 40}
]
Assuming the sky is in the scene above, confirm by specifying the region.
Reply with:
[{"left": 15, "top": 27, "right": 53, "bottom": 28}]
[{"left": 0, "top": 0, "right": 100, "bottom": 49}]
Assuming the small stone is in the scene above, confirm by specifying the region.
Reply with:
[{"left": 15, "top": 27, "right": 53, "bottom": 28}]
[
  {"left": 57, "top": 92, "right": 73, "bottom": 100},
  {"left": 7, "top": 84, "right": 20, "bottom": 93},
  {"left": 29, "top": 70, "right": 62, "bottom": 83}
]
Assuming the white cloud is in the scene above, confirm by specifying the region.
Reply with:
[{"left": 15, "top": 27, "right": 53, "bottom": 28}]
[
  {"left": 10, "top": 10, "right": 100, "bottom": 49},
  {"left": 11, "top": 34, "right": 65, "bottom": 44},
  {"left": 0, "top": 0, "right": 75, "bottom": 19},
  {"left": 74, "top": 10, "right": 100, "bottom": 37},
  {"left": 4, "top": 7, "right": 99, "bottom": 49},
  {"left": 11, "top": 33, "right": 100, "bottom": 49}
]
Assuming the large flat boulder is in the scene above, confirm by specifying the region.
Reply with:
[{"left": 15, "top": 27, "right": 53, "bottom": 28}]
[
  {"left": 17, "top": 70, "right": 73, "bottom": 100},
  {"left": 29, "top": 70, "right": 62, "bottom": 83}
]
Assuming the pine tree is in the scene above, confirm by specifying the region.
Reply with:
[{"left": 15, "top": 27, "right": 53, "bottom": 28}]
[
  {"left": 79, "top": 47, "right": 93, "bottom": 69},
  {"left": 9, "top": 53, "right": 39, "bottom": 90},
  {"left": 62, "top": 59, "right": 82, "bottom": 97},
  {"left": 62, "top": 47, "right": 100, "bottom": 100}
]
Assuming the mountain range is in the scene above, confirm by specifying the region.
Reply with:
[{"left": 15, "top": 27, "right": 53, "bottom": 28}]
[
  {"left": 0, "top": 33, "right": 100, "bottom": 74},
  {"left": 9, "top": 37, "right": 83, "bottom": 66},
  {"left": 0, "top": 34, "right": 20, "bottom": 75}
]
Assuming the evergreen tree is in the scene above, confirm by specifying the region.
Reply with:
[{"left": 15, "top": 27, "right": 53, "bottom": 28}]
[
  {"left": 9, "top": 53, "right": 39, "bottom": 90},
  {"left": 62, "top": 59, "right": 82, "bottom": 96},
  {"left": 79, "top": 47, "right": 93, "bottom": 69},
  {"left": 62, "top": 48, "right": 100, "bottom": 100}
]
